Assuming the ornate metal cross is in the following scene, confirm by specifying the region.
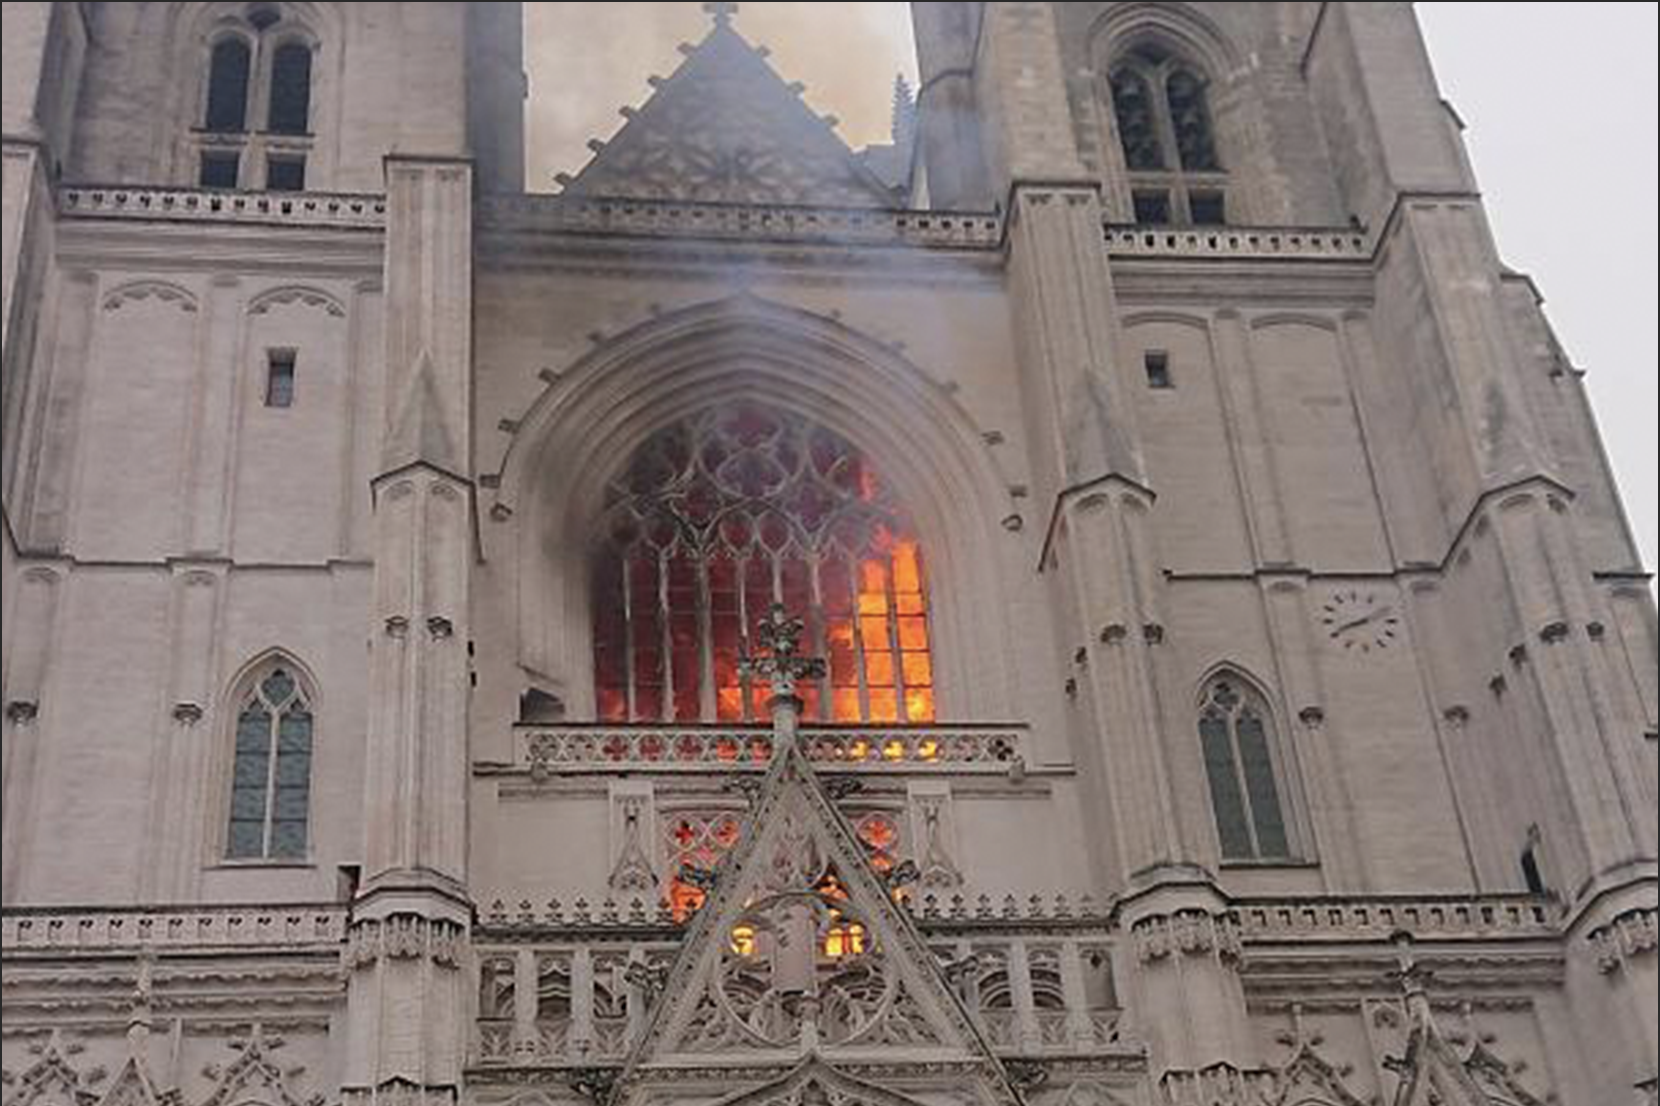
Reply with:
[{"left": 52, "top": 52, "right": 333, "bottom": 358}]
[
  {"left": 740, "top": 604, "right": 826, "bottom": 732},
  {"left": 703, "top": 2, "right": 739, "bottom": 27}
]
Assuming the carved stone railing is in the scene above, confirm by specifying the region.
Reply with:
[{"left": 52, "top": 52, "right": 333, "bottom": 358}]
[
  {"left": 58, "top": 184, "right": 387, "bottom": 230},
  {"left": 516, "top": 723, "right": 1025, "bottom": 776},
  {"left": 468, "top": 928, "right": 1130, "bottom": 1067},
  {"left": 480, "top": 193, "right": 1004, "bottom": 250},
  {"left": 1235, "top": 893, "right": 1559, "bottom": 943},
  {"left": 1104, "top": 223, "right": 1370, "bottom": 260},
  {"left": 1, "top": 904, "right": 349, "bottom": 953}
]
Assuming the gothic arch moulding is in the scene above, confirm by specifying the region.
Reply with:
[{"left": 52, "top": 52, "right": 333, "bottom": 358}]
[
  {"left": 493, "top": 294, "right": 1019, "bottom": 723},
  {"left": 1088, "top": 2, "right": 1243, "bottom": 83}
]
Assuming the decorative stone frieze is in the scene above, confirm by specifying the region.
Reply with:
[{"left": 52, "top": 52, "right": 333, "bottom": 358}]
[
  {"left": 519, "top": 724, "right": 1023, "bottom": 774},
  {"left": 1131, "top": 909, "right": 1244, "bottom": 967},
  {"left": 1589, "top": 907, "right": 1659, "bottom": 975},
  {"left": 345, "top": 917, "right": 464, "bottom": 970}
]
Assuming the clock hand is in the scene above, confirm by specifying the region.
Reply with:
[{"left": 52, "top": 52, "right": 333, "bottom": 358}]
[{"left": 1334, "top": 614, "right": 1374, "bottom": 634}]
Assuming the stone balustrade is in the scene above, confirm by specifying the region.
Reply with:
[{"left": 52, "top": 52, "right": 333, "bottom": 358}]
[
  {"left": 480, "top": 193, "right": 1004, "bottom": 249},
  {"left": 58, "top": 184, "right": 388, "bottom": 230},
  {"left": 516, "top": 723, "right": 1026, "bottom": 776},
  {"left": 1104, "top": 223, "right": 1370, "bottom": 260},
  {"left": 1, "top": 904, "right": 349, "bottom": 952},
  {"left": 1235, "top": 893, "right": 1558, "bottom": 942}
]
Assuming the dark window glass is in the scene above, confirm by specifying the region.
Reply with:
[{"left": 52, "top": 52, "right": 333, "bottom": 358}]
[
  {"left": 204, "top": 39, "right": 252, "bottom": 132},
  {"left": 1167, "top": 68, "right": 1221, "bottom": 171},
  {"left": 1200, "top": 677, "right": 1293, "bottom": 861},
  {"left": 266, "top": 350, "right": 296, "bottom": 408},
  {"left": 1190, "top": 191, "right": 1226, "bottom": 226},
  {"left": 266, "top": 157, "right": 307, "bottom": 192},
  {"left": 1521, "top": 846, "right": 1547, "bottom": 895},
  {"left": 1200, "top": 713, "right": 1253, "bottom": 860},
  {"left": 1110, "top": 68, "right": 1164, "bottom": 171},
  {"left": 1144, "top": 351, "right": 1173, "bottom": 390},
  {"left": 267, "top": 43, "right": 313, "bottom": 134},
  {"left": 199, "top": 151, "right": 241, "bottom": 189},
  {"left": 1132, "top": 190, "right": 1171, "bottom": 225}
]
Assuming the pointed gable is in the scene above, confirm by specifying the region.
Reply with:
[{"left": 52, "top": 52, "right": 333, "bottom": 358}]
[
  {"left": 613, "top": 737, "right": 1019, "bottom": 1105},
  {"left": 562, "top": 18, "right": 900, "bottom": 208}
]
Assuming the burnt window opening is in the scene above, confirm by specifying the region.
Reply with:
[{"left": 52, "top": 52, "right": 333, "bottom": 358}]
[
  {"left": 1189, "top": 191, "right": 1227, "bottom": 226},
  {"left": 1144, "top": 351, "right": 1174, "bottom": 390},
  {"left": 1521, "top": 840, "right": 1548, "bottom": 896},
  {"left": 199, "top": 151, "right": 241, "bottom": 189},
  {"left": 1133, "top": 190, "right": 1172, "bottom": 226},
  {"left": 266, "top": 156, "right": 307, "bottom": 192},
  {"left": 265, "top": 349, "right": 297, "bottom": 408}
]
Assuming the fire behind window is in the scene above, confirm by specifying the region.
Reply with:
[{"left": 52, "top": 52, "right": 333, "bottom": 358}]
[{"left": 592, "top": 402, "right": 936, "bottom": 726}]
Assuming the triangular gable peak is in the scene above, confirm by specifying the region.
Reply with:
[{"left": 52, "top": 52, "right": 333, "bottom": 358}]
[
  {"left": 1389, "top": 1005, "right": 1500, "bottom": 1106},
  {"left": 561, "top": 17, "right": 900, "bottom": 208},
  {"left": 613, "top": 735, "right": 1017, "bottom": 1106}
]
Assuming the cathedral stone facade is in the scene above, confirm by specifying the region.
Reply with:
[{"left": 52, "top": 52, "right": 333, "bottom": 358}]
[{"left": 1, "top": 3, "right": 1656, "bottom": 1105}]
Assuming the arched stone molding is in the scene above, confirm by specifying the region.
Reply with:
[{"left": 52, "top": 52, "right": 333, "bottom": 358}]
[
  {"left": 100, "top": 279, "right": 199, "bottom": 315},
  {"left": 247, "top": 284, "right": 347, "bottom": 319},
  {"left": 1088, "top": 3, "right": 1245, "bottom": 85},
  {"left": 493, "top": 293, "right": 1019, "bottom": 723},
  {"left": 154, "top": 2, "right": 343, "bottom": 188}
]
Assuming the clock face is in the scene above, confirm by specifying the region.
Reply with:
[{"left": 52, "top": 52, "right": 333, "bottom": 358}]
[{"left": 1320, "top": 590, "right": 1400, "bottom": 653}]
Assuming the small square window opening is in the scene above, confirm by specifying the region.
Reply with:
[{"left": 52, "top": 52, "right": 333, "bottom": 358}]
[{"left": 1145, "top": 351, "right": 1174, "bottom": 390}]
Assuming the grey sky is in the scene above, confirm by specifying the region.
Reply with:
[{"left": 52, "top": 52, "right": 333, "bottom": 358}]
[{"left": 524, "top": 3, "right": 1658, "bottom": 576}]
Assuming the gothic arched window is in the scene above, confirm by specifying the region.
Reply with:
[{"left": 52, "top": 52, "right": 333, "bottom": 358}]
[
  {"left": 226, "top": 665, "right": 314, "bottom": 860},
  {"left": 192, "top": 6, "right": 318, "bottom": 190},
  {"left": 1197, "top": 675, "right": 1291, "bottom": 861},
  {"left": 267, "top": 41, "right": 313, "bottom": 134},
  {"left": 1108, "top": 46, "right": 1227, "bottom": 226},
  {"left": 204, "top": 37, "right": 253, "bottom": 132},
  {"left": 592, "top": 402, "right": 937, "bottom": 726}
]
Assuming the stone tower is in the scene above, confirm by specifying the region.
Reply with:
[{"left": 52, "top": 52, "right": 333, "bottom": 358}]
[{"left": 2, "top": 4, "right": 1654, "bottom": 1106}]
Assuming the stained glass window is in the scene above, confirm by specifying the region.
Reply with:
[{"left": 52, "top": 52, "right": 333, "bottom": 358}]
[
  {"left": 1198, "top": 676, "right": 1291, "bottom": 861},
  {"left": 592, "top": 403, "right": 937, "bottom": 726},
  {"left": 226, "top": 666, "right": 312, "bottom": 860}
]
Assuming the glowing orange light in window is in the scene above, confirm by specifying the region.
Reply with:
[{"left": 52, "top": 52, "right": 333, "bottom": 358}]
[
  {"left": 824, "top": 921, "right": 867, "bottom": 959},
  {"left": 730, "top": 924, "right": 758, "bottom": 957}
]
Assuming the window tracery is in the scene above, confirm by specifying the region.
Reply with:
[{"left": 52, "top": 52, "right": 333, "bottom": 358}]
[
  {"left": 226, "top": 665, "right": 313, "bottom": 860},
  {"left": 1198, "top": 675, "right": 1292, "bottom": 861},
  {"left": 592, "top": 402, "right": 936, "bottom": 726},
  {"left": 194, "top": 5, "right": 317, "bottom": 190},
  {"left": 1108, "top": 44, "right": 1226, "bottom": 225}
]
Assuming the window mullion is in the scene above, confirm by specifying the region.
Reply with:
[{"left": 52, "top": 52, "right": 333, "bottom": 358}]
[
  {"left": 809, "top": 554, "right": 829, "bottom": 723},
  {"left": 736, "top": 552, "right": 753, "bottom": 724},
  {"left": 261, "top": 695, "right": 280, "bottom": 858},
  {"left": 696, "top": 556, "right": 715, "bottom": 722},
  {"left": 851, "top": 553, "right": 871, "bottom": 724},
  {"left": 621, "top": 552, "right": 638, "bottom": 722},
  {"left": 1228, "top": 710, "right": 1261, "bottom": 859},
  {"left": 657, "top": 549, "right": 673, "bottom": 723}
]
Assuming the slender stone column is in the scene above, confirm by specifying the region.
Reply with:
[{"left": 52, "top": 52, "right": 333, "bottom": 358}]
[{"left": 342, "top": 155, "right": 475, "bottom": 1106}]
